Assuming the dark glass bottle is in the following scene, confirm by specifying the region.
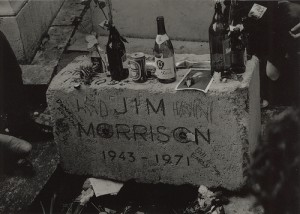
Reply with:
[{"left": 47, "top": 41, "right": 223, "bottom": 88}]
[
  {"left": 153, "top": 16, "right": 176, "bottom": 83},
  {"left": 222, "top": 0, "right": 232, "bottom": 73},
  {"left": 209, "top": 1, "right": 226, "bottom": 75},
  {"left": 228, "top": 0, "right": 247, "bottom": 74},
  {"left": 106, "top": 26, "right": 129, "bottom": 81}
]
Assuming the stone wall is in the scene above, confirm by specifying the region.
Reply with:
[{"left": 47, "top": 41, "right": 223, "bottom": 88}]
[
  {"left": 91, "top": 0, "right": 214, "bottom": 41},
  {"left": 0, "top": 0, "right": 65, "bottom": 63}
]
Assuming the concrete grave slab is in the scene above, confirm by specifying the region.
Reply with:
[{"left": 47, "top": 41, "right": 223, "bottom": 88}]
[{"left": 47, "top": 54, "right": 260, "bottom": 190}]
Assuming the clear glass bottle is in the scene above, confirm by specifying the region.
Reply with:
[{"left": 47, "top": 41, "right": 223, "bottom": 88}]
[{"left": 153, "top": 16, "right": 176, "bottom": 83}]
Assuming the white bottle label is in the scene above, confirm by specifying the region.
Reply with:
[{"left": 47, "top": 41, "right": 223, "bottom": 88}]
[
  {"left": 155, "top": 34, "right": 169, "bottom": 45},
  {"left": 155, "top": 56, "right": 176, "bottom": 79}
]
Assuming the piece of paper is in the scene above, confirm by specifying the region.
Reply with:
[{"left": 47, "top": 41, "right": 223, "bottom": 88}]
[
  {"left": 88, "top": 178, "right": 123, "bottom": 197},
  {"left": 175, "top": 69, "right": 213, "bottom": 93},
  {"left": 248, "top": 3, "right": 267, "bottom": 20}
]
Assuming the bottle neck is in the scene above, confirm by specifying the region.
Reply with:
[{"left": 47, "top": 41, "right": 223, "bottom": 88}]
[
  {"left": 215, "top": 2, "right": 222, "bottom": 15},
  {"left": 229, "top": 0, "right": 235, "bottom": 25},
  {"left": 229, "top": 0, "right": 240, "bottom": 26},
  {"left": 214, "top": 3, "right": 223, "bottom": 22},
  {"left": 157, "top": 19, "right": 167, "bottom": 35},
  {"left": 110, "top": 26, "right": 120, "bottom": 41}
]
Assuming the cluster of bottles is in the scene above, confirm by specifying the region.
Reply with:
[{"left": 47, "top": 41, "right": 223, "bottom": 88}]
[
  {"left": 103, "top": 0, "right": 249, "bottom": 84},
  {"left": 209, "top": 0, "right": 248, "bottom": 77},
  {"left": 105, "top": 16, "right": 176, "bottom": 84}
]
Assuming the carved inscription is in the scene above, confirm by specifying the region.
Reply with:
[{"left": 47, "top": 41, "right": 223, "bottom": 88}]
[
  {"left": 173, "top": 99, "right": 211, "bottom": 121},
  {"left": 191, "top": 147, "right": 212, "bottom": 168},
  {"left": 75, "top": 97, "right": 208, "bottom": 118},
  {"left": 100, "top": 150, "right": 191, "bottom": 166},
  {"left": 55, "top": 95, "right": 213, "bottom": 168},
  {"left": 78, "top": 123, "right": 210, "bottom": 144}
]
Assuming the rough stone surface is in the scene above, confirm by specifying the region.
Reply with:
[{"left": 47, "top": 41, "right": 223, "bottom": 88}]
[
  {"left": 0, "top": 140, "right": 59, "bottom": 214},
  {"left": 21, "top": 64, "right": 55, "bottom": 85},
  {"left": 91, "top": 0, "right": 214, "bottom": 41},
  {"left": 47, "top": 55, "right": 260, "bottom": 190},
  {"left": 27, "top": 26, "right": 74, "bottom": 85},
  {"left": 52, "top": 0, "right": 85, "bottom": 26},
  {"left": 32, "top": 26, "right": 73, "bottom": 66}
]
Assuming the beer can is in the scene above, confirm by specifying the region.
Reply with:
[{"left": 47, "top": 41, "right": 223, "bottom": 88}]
[{"left": 128, "top": 52, "right": 147, "bottom": 83}]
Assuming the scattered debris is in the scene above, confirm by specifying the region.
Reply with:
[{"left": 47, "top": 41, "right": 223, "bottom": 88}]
[
  {"left": 76, "top": 65, "right": 98, "bottom": 85},
  {"left": 72, "top": 188, "right": 95, "bottom": 214},
  {"left": 184, "top": 185, "right": 226, "bottom": 214},
  {"left": 33, "top": 107, "right": 54, "bottom": 128},
  {"left": 77, "top": 188, "right": 94, "bottom": 205},
  {"left": 88, "top": 178, "right": 123, "bottom": 197},
  {"left": 176, "top": 60, "right": 210, "bottom": 69},
  {"left": 86, "top": 35, "right": 99, "bottom": 49},
  {"left": 99, "top": 20, "right": 110, "bottom": 30}
]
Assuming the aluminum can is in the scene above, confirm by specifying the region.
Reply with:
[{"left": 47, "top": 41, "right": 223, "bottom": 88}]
[{"left": 128, "top": 52, "right": 147, "bottom": 82}]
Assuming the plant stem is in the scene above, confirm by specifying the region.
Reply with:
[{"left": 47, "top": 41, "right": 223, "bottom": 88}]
[{"left": 100, "top": 7, "right": 108, "bottom": 20}]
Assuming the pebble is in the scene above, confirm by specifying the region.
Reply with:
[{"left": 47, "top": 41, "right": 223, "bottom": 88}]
[{"left": 33, "top": 111, "right": 39, "bottom": 116}]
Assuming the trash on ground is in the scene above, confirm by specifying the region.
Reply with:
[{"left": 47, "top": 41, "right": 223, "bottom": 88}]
[
  {"left": 184, "top": 185, "right": 226, "bottom": 214},
  {"left": 87, "top": 178, "right": 124, "bottom": 197}
]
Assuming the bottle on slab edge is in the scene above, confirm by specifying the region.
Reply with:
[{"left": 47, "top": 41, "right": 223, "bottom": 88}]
[
  {"left": 154, "top": 16, "right": 176, "bottom": 83},
  {"left": 209, "top": 1, "right": 227, "bottom": 76},
  {"left": 222, "top": 0, "right": 232, "bottom": 73},
  {"left": 228, "top": 0, "right": 247, "bottom": 74},
  {"left": 106, "top": 26, "right": 129, "bottom": 81}
]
